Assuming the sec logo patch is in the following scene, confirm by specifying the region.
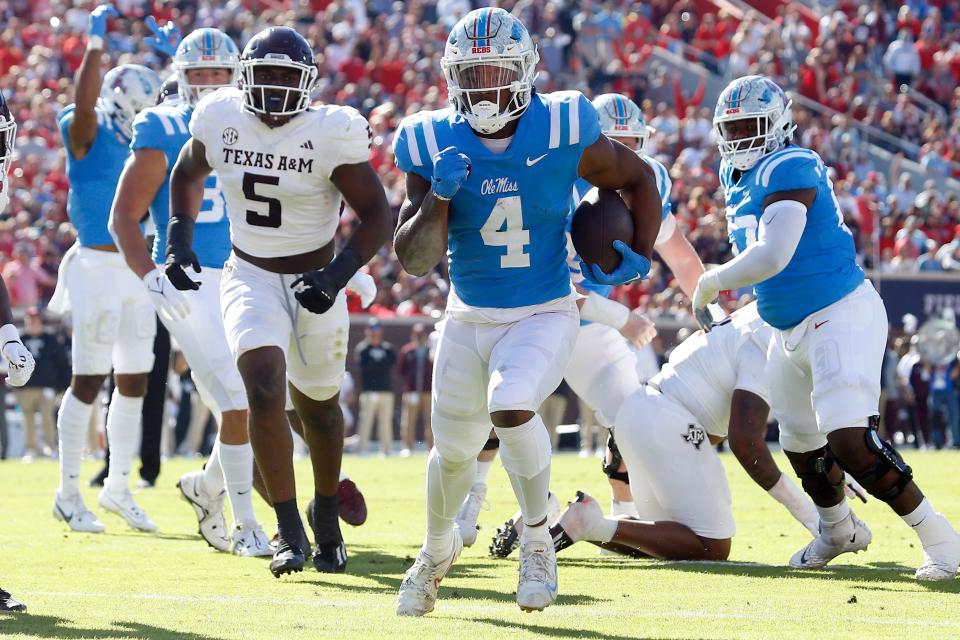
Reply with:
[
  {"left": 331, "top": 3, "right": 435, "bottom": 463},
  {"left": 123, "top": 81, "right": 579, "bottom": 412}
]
[{"left": 222, "top": 127, "right": 239, "bottom": 145}]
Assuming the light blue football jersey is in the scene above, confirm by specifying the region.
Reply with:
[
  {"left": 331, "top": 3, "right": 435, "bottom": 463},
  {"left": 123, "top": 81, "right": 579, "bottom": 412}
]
[
  {"left": 58, "top": 105, "right": 130, "bottom": 247},
  {"left": 567, "top": 154, "right": 673, "bottom": 307},
  {"left": 721, "top": 145, "right": 864, "bottom": 329},
  {"left": 393, "top": 91, "right": 601, "bottom": 308},
  {"left": 130, "top": 103, "right": 231, "bottom": 269}
]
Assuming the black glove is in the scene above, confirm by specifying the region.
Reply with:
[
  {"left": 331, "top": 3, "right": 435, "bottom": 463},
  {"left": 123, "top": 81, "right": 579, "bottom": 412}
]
[
  {"left": 291, "top": 246, "right": 363, "bottom": 314},
  {"left": 164, "top": 216, "right": 201, "bottom": 291}
]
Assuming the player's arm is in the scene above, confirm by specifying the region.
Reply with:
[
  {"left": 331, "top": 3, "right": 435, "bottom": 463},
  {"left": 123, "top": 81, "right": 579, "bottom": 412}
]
[
  {"left": 394, "top": 172, "right": 449, "bottom": 277},
  {"left": 330, "top": 162, "right": 392, "bottom": 275},
  {"left": 578, "top": 135, "right": 662, "bottom": 274},
  {"left": 656, "top": 220, "right": 704, "bottom": 299},
  {"left": 67, "top": 4, "right": 118, "bottom": 159},
  {"left": 691, "top": 188, "right": 814, "bottom": 311},
  {"left": 165, "top": 138, "right": 211, "bottom": 291},
  {"left": 110, "top": 150, "right": 168, "bottom": 278}
]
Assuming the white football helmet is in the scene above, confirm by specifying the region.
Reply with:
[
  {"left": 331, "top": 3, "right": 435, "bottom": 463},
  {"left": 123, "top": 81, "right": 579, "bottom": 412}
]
[
  {"left": 441, "top": 8, "right": 539, "bottom": 135},
  {"left": 99, "top": 64, "right": 162, "bottom": 140},
  {"left": 0, "top": 92, "right": 15, "bottom": 214},
  {"left": 173, "top": 28, "right": 240, "bottom": 107},
  {"left": 713, "top": 75, "right": 796, "bottom": 171},
  {"left": 593, "top": 93, "right": 654, "bottom": 149}
]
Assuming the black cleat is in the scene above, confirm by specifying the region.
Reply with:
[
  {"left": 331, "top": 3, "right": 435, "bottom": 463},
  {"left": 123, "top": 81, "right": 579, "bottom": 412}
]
[
  {"left": 269, "top": 531, "right": 310, "bottom": 578},
  {"left": 0, "top": 587, "right": 26, "bottom": 612},
  {"left": 306, "top": 498, "right": 348, "bottom": 573},
  {"left": 489, "top": 516, "right": 521, "bottom": 559}
]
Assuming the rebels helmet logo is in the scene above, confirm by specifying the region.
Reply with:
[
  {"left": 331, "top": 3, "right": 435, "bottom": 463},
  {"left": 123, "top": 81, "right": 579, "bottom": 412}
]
[{"left": 222, "top": 127, "right": 239, "bottom": 145}]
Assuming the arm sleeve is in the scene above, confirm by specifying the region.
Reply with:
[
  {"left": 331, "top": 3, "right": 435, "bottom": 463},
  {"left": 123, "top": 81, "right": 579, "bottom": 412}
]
[
  {"left": 330, "top": 106, "right": 373, "bottom": 174},
  {"left": 712, "top": 199, "right": 807, "bottom": 291},
  {"left": 130, "top": 111, "right": 159, "bottom": 152},
  {"left": 734, "top": 339, "right": 770, "bottom": 404},
  {"left": 653, "top": 212, "right": 678, "bottom": 247}
]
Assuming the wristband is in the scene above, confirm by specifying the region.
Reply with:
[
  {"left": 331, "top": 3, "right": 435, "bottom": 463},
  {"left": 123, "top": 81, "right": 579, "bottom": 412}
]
[
  {"left": 166, "top": 215, "right": 196, "bottom": 254},
  {"left": 87, "top": 35, "right": 105, "bottom": 51},
  {"left": 0, "top": 323, "right": 21, "bottom": 346},
  {"left": 580, "top": 292, "right": 630, "bottom": 329}
]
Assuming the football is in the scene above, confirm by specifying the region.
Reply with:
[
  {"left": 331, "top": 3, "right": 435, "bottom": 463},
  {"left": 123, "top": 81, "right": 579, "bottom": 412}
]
[{"left": 570, "top": 187, "right": 634, "bottom": 275}]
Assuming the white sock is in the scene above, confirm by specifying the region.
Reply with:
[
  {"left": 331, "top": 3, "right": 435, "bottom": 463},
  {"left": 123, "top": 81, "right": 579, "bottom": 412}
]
[
  {"left": 201, "top": 438, "right": 225, "bottom": 496},
  {"left": 524, "top": 522, "right": 551, "bottom": 544},
  {"left": 610, "top": 499, "right": 638, "bottom": 519},
  {"left": 496, "top": 415, "right": 552, "bottom": 528},
  {"left": 475, "top": 459, "right": 493, "bottom": 486},
  {"left": 57, "top": 390, "right": 93, "bottom": 497},
  {"left": 105, "top": 390, "right": 143, "bottom": 494},
  {"left": 585, "top": 517, "right": 619, "bottom": 543},
  {"left": 903, "top": 498, "right": 957, "bottom": 548},
  {"left": 816, "top": 500, "right": 851, "bottom": 526},
  {"left": 219, "top": 442, "right": 256, "bottom": 526},
  {"left": 423, "top": 447, "right": 474, "bottom": 558}
]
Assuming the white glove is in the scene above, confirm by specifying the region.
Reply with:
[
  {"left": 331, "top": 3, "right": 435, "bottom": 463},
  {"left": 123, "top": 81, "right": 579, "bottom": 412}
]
[
  {"left": 619, "top": 309, "right": 657, "bottom": 348},
  {"left": 143, "top": 267, "right": 191, "bottom": 322},
  {"left": 0, "top": 324, "right": 35, "bottom": 387},
  {"left": 692, "top": 269, "right": 722, "bottom": 312},
  {"left": 346, "top": 271, "right": 376, "bottom": 309}
]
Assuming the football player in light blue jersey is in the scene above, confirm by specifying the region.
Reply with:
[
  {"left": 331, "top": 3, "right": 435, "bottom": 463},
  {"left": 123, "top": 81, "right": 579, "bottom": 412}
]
[
  {"left": 52, "top": 4, "right": 162, "bottom": 536},
  {"left": 694, "top": 75, "right": 959, "bottom": 580},
  {"left": 393, "top": 9, "right": 662, "bottom": 616},
  {"left": 109, "top": 27, "right": 276, "bottom": 558}
]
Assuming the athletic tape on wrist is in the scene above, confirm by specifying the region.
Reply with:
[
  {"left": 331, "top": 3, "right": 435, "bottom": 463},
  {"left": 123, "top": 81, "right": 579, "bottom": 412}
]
[{"left": 580, "top": 292, "right": 630, "bottom": 329}]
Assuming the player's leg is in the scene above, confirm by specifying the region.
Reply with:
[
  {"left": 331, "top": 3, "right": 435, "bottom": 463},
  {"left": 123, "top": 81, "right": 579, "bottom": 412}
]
[
  {"left": 401, "top": 391, "right": 416, "bottom": 455},
  {"left": 397, "top": 317, "right": 492, "bottom": 616},
  {"left": 487, "top": 308, "right": 579, "bottom": 612},
  {"left": 96, "top": 267, "right": 156, "bottom": 532},
  {"left": 811, "top": 285, "right": 959, "bottom": 580},
  {"left": 455, "top": 431, "right": 497, "bottom": 546}
]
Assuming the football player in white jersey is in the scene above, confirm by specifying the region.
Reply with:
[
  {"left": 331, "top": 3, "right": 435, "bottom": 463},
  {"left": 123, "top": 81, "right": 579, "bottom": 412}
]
[
  {"left": 167, "top": 26, "right": 391, "bottom": 578},
  {"left": 110, "top": 28, "right": 275, "bottom": 557},
  {"left": 696, "top": 75, "right": 959, "bottom": 580}
]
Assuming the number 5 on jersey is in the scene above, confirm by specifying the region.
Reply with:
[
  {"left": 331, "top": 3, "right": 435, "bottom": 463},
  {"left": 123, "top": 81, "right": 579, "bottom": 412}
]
[
  {"left": 243, "top": 172, "right": 282, "bottom": 228},
  {"left": 481, "top": 195, "right": 530, "bottom": 268}
]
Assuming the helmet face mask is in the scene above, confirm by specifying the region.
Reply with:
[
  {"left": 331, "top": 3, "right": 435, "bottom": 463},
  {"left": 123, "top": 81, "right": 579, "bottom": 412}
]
[
  {"left": 714, "top": 75, "right": 796, "bottom": 171},
  {"left": 0, "top": 95, "right": 15, "bottom": 214},
  {"left": 442, "top": 8, "right": 538, "bottom": 135},
  {"left": 173, "top": 28, "right": 240, "bottom": 107},
  {"left": 239, "top": 27, "right": 318, "bottom": 125},
  {"left": 99, "top": 64, "right": 163, "bottom": 140}
]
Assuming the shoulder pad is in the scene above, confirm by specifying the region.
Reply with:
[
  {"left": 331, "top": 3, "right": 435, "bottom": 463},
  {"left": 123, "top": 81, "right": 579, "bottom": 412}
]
[
  {"left": 753, "top": 146, "right": 822, "bottom": 192},
  {"left": 393, "top": 110, "right": 448, "bottom": 173},
  {"left": 541, "top": 90, "right": 600, "bottom": 150}
]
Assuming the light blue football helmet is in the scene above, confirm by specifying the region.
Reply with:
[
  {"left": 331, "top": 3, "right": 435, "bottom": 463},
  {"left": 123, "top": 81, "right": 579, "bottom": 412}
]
[
  {"left": 592, "top": 93, "right": 654, "bottom": 149},
  {"left": 99, "top": 64, "right": 163, "bottom": 140},
  {"left": 441, "top": 8, "right": 539, "bottom": 134},
  {"left": 173, "top": 28, "right": 240, "bottom": 106},
  {"left": 713, "top": 75, "right": 796, "bottom": 171}
]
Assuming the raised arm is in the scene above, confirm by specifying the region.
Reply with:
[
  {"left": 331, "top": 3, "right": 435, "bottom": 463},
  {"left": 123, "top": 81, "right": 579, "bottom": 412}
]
[{"left": 67, "top": 4, "right": 118, "bottom": 159}]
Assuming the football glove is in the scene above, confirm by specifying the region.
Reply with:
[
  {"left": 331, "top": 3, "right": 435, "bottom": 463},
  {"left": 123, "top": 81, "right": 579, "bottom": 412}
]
[
  {"left": 88, "top": 4, "right": 118, "bottom": 40},
  {"left": 580, "top": 240, "right": 651, "bottom": 286},
  {"left": 164, "top": 216, "right": 201, "bottom": 291},
  {"left": 291, "top": 247, "right": 363, "bottom": 315},
  {"left": 692, "top": 269, "right": 722, "bottom": 313},
  {"left": 431, "top": 146, "right": 471, "bottom": 200},
  {"left": 144, "top": 15, "right": 182, "bottom": 58},
  {"left": 143, "top": 268, "right": 191, "bottom": 322},
  {"left": 0, "top": 324, "right": 34, "bottom": 388},
  {"left": 345, "top": 271, "right": 376, "bottom": 309}
]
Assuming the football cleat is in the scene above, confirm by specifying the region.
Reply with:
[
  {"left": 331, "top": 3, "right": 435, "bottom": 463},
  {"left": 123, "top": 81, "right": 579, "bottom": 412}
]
[
  {"left": 488, "top": 493, "right": 562, "bottom": 558},
  {"left": 336, "top": 477, "right": 368, "bottom": 526},
  {"left": 176, "top": 471, "right": 229, "bottom": 552},
  {"left": 454, "top": 482, "right": 487, "bottom": 547},
  {"left": 231, "top": 521, "right": 273, "bottom": 557},
  {"left": 53, "top": 491, "right": 105, "bottom": 533},
  {"left": 396, "top": 532, "right": 463, "bottom": 617},
  {"left": 789, "top": 512, "right": 871, "bottom": 569},
  {"left": 270, "top": 530, "right": 310, "bottom": 578},
  {"left": 915, "top": 513, "right": 960, "bottom": 581},
  {"left": 0, "top": 587, "right": 25, "bottom": 612},
  {"left": 306, "top": 497, "right": 347, "bottom": 573},
  {"left": 516, "top": 537, "right": 558, "bottom": 612},
  {"left": 97, "top": 488, "right": 157, "bottom": 532}
]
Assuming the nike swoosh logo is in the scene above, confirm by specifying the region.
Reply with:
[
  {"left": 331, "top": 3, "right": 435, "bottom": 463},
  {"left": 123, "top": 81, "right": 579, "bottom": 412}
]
[
  {"left": 526, "top": 153, "right": 547, "bottom": 166},
  {"left": 800, "top": 548, "right": 809, "bottom": 564},
  {"left": 849, "top": 532, "right": 856, "bottom": 544},
  {"left": 814, "top": 320, "right": 829, "bottom": 329},
  {"left": 237, "top": 490, "right": 250, "bottom": 495},
  {"left": 56, "top": 504, "right": 73, "bottom": 523}
]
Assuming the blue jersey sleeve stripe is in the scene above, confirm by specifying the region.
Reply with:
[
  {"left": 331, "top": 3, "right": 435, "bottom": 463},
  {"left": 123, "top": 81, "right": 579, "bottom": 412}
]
[
  {"left": 559, "top": 100, "right": 571, "bottom": 147},
  {"left": 753, "top": 147, "right": 815, "bottom": 183},
  {"left": 421, "top": 117, "right": 440, "bottom": 161},
  {"left": 402, "top": 121, "right": 423, "bottom": 166},
  {"left": 548, "top": 99, "right": 561, "bottom": 149},
  {"left": 568, "top": 95, "right": 580, "bottom": 146},
  {"left": 412, "top": 124, "right": 431, "bottom": 167},
  {"left": 758, "top": 150, "right": 817, "bottom": 188}
]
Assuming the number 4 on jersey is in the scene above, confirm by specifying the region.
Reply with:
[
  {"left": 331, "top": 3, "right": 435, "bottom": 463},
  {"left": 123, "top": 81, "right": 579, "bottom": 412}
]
[{"left": 481, "top": 195, "right": 530, "bottom": 268}]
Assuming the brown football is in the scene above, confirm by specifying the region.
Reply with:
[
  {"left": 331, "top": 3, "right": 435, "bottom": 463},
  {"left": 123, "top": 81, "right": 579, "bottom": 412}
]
[{"left": 570, "top": 187, "right": 634, "bottom": 275}]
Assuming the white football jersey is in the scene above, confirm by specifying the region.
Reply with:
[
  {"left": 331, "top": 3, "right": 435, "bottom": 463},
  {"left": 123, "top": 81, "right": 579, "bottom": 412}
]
[
  {"left": 653, "top": 302, "right": 772, "bottom": 438},
  {"left": 190, "top": 88, "right": 371, "bottom": 258}
]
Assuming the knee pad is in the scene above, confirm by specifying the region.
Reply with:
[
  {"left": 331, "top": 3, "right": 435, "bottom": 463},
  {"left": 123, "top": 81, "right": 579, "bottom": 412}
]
[
  {"left": 603, "top": 432, "right": 630, "bottom": 485},
  {"left": 432, "top": 409, "right": 491, "bottom": 465},
  {"left": 840, "top": 416, "right": 914, "bottom": 502},
  {"left": 796, "top": 445, "right": 844, "bottom": 503},
  {"left": 488, "top": 371, "right": 538, "bottom": 414},
  {"left": 494, "top": 416, "right": 552, "bottom": 479}
]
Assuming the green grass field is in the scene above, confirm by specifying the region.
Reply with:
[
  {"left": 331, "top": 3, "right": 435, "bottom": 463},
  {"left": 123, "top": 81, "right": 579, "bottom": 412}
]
[{"left": 2, "top": 449, "right": 959, "bottom": 639}]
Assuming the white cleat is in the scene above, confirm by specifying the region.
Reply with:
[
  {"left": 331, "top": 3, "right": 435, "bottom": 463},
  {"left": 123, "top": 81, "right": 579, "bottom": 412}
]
[
  {"left": 789, "top": 513, "right": 871, "bottom": 569},
  {"left": 915, "top": 514, "right": 960, "bottom": 581},
  {"left": 53, "top": 491, "right": 105, "bottom": 533},
  {"left": 396, "top": 532, "right": 464, "bottom": 617},
  {"left": 454, "top": 482, "right": 487, "bottom": 547},
  {"left": 517, "top": 537, "right": 558, "bottom": 612},
  {"left": 556, "top": 492, "right": 605, "bottom": 543},
  {"left": 231, "top": 522, "right": 273, "bottom": 557},
  {"left": 176, "top": 470, "right": 229, "bottom": 552},
  {"left": 98, "top": 488, "right": 157, "bottom": 532}
]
